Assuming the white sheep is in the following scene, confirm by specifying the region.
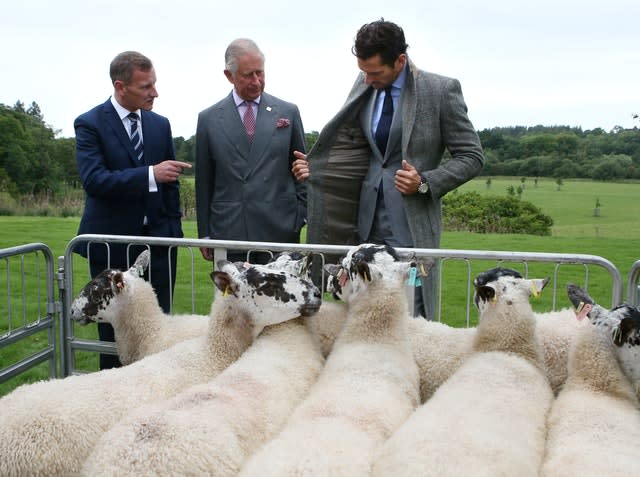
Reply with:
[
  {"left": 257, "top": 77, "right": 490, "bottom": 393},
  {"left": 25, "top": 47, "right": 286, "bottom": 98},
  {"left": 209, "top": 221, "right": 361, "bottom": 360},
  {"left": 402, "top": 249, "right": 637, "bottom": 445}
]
[
  {"left": 70, "top": 250, "right": 210, "bottom": 365},
  {"left": 373, "top": 267, "right": 554, "bottom": 477},
  {"left": 81, "top": 316, "right": 325, "bottom": 477},
  {"left": 540, "top": 288, "right": 640, "bottom": 477},
  {"left": 306, "top": 272, "right": 585, "bottom": 402},
  {"left": 0, "top": 260, "right": 321, "bottom": 477},
  {"left": 240, "top": 244, "right": 422, "bottom": 476}
]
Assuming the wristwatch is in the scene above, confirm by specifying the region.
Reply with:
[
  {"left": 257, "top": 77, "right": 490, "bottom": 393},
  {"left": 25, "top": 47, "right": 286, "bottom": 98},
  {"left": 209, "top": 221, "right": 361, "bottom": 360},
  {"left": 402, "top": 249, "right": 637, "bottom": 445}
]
[{"left": 417, "top": 175, "right": 429, "bottom": 194}]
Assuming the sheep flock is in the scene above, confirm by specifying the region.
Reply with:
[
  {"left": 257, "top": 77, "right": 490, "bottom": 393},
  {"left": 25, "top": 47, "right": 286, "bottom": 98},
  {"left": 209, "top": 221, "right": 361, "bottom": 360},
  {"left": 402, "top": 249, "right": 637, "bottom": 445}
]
[{"left": 1, "top": 244, "right": 639, "bottom": 476}]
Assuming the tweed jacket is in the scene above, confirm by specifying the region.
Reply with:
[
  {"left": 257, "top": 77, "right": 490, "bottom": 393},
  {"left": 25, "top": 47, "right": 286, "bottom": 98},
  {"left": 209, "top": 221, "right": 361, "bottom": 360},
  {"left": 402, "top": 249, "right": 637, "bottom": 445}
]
[
  {"left": 306, "top": 58, "right": 484, "bottom": 250},
  {"left": 305, "top": 59, "right": 483, "bottom": 319}
]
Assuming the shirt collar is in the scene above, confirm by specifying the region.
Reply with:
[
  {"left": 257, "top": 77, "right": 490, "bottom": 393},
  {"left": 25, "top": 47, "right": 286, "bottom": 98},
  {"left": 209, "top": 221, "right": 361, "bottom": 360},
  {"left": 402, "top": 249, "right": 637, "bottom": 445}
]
[
  {"left": 232, "top": 89, "right": 262, "bottom": 107},
  {"left": 391, "top": 62, "right": 407, "bottom": 91},
  {"left": 110, "top": 96, "right": 141, "bottom": 121}
]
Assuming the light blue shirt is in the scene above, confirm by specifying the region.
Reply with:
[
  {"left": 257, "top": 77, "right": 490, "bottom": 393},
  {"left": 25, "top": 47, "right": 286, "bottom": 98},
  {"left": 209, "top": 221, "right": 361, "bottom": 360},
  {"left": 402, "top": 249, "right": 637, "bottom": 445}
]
[{"left": 371, "top": 65, "right": 407, "bottom": 137}]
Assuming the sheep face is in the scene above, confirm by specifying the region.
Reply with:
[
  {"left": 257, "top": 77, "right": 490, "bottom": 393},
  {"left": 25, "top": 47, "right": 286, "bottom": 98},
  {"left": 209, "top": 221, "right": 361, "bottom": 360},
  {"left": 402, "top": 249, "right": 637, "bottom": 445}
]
[
  {"left": 325, "top": 243, "right": 415, "bottom": 303},
  {"left": 211, "top": 260, "right": 322, "bottom": 328},
  {"left": 70, "top": 269, "right": 132, "bottom": 325},
  {"left": 70, "top": 250, "right": 151, "bottom": 325},
  {"left": 566, "top": 283, "right": 640, "bottom": 391},
  {"left": 473, "top": 267, "right": 548, "bottom": 318}
]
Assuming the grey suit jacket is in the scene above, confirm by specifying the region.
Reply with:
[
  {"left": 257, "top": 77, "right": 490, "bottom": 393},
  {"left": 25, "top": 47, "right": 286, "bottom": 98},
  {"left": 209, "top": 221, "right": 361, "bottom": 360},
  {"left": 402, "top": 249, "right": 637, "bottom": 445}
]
[
  {"left": 305, "top": 58, "right": 484, "bottom": 318},
  {"left": 195, "top": 91, "right": 307, "bottom": 244}
]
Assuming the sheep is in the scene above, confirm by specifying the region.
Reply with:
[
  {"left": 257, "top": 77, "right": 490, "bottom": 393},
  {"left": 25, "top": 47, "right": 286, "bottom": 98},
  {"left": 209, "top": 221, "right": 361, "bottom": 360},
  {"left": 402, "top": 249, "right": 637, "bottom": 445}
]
[
  {"left": 70, "top": 250, "right": 210, "bottom": 365},
  {"left": 373, "top": 267, "right": 554, "bottom": 477},
  {"left": 311, "top": 264, "right": 586, "bottom": 401},
  {"left": 0, "top": 260, "right": 321, "bottom": 477},
  {"left": 540, "top": 290, "right": 640, "bottom": 477},
  {"left": 81, "top": 316, "right": 325, "bottom": 477},
  {"left": 240, "top": 244, "right": 422, "bottom": 477}
]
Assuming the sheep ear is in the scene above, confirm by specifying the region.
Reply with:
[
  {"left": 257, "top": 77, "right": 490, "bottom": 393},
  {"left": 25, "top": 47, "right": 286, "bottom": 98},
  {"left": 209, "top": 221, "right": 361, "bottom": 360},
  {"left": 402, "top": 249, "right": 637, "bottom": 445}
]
[
  {"left": 354, "top": 261, "right": 372, "bottom": 282},
  {"left": 566, "top": 283, "right": 595, "bottom": 309},
  {"left": 210, "top": 271, "right": 237, "bottom": 297},
  {"left": 324, "top": 264, "right": 342, "bottom": 276},
  {"left": 131, "top": 249, "right": 151, "bottom": 276},
  {"left": 529, "top": 278, "right": 549, "bottom": 298},
  {"left": 476, "top": 284, "right": 496, "bottom": 303},
  {"left": 613, "top": 313, "right": 640, "bottom": 347},
  {"left": 113, "top": 271, "right": 126, "bottom": 293}
]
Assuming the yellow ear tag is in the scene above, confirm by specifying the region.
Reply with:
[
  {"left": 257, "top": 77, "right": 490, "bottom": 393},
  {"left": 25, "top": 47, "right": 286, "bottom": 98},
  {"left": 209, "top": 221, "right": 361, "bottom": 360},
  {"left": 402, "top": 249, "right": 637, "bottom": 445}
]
[
  {"left": 223, "top": 285, "right": 230, "bottom": 297},
  {"left": 530, "top": 282, "right": 540, "bottom": 298}
]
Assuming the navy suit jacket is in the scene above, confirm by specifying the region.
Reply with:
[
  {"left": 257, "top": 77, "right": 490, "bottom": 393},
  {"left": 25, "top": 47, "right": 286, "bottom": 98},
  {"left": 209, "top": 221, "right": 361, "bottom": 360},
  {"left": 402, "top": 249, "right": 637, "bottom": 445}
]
[{"left": 74, "top": 99, "right": 183, "bottom": 262}]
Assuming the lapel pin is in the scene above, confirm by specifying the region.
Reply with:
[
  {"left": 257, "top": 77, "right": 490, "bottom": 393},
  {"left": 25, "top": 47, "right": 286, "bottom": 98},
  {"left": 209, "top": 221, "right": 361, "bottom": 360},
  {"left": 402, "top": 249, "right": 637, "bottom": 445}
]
[{"left": 266, "top": 106, "right": 272, "bottom": 112}]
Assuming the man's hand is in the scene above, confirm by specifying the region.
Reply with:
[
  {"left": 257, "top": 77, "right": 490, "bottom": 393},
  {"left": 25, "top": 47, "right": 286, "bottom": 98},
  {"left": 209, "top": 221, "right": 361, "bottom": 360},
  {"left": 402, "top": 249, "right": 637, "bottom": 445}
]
[
  {"left": 153, "top": 160, "right": 192, "bottom": 183},
  {"left": 199, "top": 247, "right": 214, "bottom": 261},
  {"left": 395, "top": 160, "right": 422, "bottom": 195},
  {"left": 291, "top": 150, "right": 309, "bottom": 182}
]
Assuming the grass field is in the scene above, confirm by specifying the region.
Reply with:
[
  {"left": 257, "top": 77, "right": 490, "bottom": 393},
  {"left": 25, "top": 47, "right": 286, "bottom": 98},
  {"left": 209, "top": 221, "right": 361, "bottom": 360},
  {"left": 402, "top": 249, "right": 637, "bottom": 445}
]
[{"left": 1, "top": 177, "right": 638, "bottom": 396}]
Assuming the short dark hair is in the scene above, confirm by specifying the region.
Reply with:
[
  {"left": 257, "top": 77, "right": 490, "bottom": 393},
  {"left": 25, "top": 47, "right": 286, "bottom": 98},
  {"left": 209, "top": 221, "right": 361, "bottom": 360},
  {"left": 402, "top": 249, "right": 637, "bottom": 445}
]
[
  {"left": 352, "top": 19, "right": 408, "bottom": 67},
  {"left": 109, "top": 51, "right": 153, "bottom": 85}
]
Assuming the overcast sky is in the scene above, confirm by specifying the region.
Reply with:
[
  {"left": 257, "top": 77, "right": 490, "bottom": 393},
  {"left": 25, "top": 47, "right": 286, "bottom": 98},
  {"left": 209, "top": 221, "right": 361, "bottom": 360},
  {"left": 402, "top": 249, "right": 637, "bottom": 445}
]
[{"left": 2, "top": 0, "right": 638, "bottom": 139}]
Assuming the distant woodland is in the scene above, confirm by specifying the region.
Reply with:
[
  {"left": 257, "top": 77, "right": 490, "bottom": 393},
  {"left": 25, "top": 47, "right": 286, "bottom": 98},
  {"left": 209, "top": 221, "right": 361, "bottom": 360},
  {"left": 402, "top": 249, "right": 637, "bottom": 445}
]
[{"left": 1, "top": 101, "right": 639, "bottom": 197}]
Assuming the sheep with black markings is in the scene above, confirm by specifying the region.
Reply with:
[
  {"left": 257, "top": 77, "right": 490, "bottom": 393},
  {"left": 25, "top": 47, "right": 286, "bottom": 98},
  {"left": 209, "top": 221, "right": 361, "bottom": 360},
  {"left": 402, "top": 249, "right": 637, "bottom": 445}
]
[
  {"left": 70, "top": 250, "right": 210, "bottom": 365},
  {"left": 540, "top": 285, "right": 640, "bottom": 477},
  {"left": 373, "top": 268, "right": 554, "bottom": 477},
  {"left": 240, "top": 244, "right": 422, "bottom": 477},
  {"left": 81, "top": 255, "right": 324, "bottom": 477},
  {"left": 315, "top": 265, "right": 586, "bottom": 402},
  {"left": 0, "top": 260, "right": 320, "bottom": 477}
]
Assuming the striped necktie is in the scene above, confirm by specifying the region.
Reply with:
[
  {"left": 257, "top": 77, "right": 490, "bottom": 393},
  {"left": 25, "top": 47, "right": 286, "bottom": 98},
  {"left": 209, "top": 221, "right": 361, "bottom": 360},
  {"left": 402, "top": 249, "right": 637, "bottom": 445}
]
[{"left": 128, "top": 112, "right": 144, "bottom": 161}]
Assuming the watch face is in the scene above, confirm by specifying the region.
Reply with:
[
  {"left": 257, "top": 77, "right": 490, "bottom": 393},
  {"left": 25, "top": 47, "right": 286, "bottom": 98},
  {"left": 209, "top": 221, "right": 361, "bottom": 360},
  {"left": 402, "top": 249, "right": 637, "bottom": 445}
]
[{"left": 418, "top": 182, "right": 429, "bottom": 194}]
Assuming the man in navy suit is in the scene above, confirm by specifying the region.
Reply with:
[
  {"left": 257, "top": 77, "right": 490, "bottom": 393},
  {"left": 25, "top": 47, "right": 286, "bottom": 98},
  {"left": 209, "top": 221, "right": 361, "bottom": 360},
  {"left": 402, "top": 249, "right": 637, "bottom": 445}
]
[
  {"left": 195, "top": 38, "right": 307, "bottom": 265},
  {"left": 74, "top": 51, "right": 191, "bottom": 369}
]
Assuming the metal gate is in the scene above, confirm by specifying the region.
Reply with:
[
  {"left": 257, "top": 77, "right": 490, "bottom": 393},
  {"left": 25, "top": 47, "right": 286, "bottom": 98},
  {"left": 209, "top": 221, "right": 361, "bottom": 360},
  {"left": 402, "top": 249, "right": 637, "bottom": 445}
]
[
  {"left": 59, "top": 234, "right": 624, "bottom": 378},
  {"left": 0, "top": 243, "right": 58, "bottom": 386}
]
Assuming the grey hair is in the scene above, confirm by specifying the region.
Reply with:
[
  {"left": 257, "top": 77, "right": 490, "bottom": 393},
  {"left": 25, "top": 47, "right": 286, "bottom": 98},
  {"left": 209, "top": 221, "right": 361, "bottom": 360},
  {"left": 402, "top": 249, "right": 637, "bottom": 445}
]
[{"left": 224, "top": 38, "right": 265, "bottom": 74}]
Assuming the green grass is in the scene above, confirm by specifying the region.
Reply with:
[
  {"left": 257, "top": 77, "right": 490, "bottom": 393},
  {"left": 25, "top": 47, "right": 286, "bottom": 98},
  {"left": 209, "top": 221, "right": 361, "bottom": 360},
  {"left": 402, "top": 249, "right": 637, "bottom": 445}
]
[{"left": 1, "top": 177, "right": 639, "bottom": 396}]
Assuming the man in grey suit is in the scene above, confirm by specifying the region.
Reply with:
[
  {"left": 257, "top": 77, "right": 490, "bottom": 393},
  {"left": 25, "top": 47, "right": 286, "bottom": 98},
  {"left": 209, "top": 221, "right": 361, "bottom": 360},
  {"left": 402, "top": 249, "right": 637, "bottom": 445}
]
[
  {"left": 195, "top": 38, "right": 307, "bottom": 264},
  {"left": 292, "top": 20, "right": 484, "bottom": 319}
]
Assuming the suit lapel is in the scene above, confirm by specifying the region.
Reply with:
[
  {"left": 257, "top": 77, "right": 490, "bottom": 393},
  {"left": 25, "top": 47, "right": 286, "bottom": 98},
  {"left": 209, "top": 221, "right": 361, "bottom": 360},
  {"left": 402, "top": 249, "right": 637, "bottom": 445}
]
[
  {"left": 103, "top": 101, "right": 140, "bottom": 166},
  {"left": 361, "top": 90, "right": 384, "bottom": 162},
  {"left": 245, "top": 96, "right": 277, "bottom": 178},
  {"left": 400, "top": 60, "right": 418, "bottom": 155},
  {"left": 220, "top": 94, "right": 252, "bottom": 167}
]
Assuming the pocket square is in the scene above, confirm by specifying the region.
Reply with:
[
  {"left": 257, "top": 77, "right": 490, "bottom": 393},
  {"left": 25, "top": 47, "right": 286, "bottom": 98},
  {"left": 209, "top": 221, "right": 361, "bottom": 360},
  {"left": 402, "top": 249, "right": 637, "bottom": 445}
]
[{"left": 276, "top": 118, "right": 290, "bottom": 128}]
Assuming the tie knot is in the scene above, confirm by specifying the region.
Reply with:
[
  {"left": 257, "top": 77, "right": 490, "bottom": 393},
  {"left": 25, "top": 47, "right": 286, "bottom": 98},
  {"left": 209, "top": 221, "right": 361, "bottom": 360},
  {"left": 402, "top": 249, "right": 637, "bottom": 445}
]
[{"left": 127, "top": 112, "right": 139, "bottom": 122}]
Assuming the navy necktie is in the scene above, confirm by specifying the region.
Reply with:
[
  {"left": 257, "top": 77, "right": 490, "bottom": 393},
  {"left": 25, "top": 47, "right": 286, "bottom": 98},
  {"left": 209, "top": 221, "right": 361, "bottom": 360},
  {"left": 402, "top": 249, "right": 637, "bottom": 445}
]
[
  {"left": 128, "top": 112, "right": 144, "bottom": 161},
  {"left": 375, "top": 86, "right": 394, "bottom": 155}
]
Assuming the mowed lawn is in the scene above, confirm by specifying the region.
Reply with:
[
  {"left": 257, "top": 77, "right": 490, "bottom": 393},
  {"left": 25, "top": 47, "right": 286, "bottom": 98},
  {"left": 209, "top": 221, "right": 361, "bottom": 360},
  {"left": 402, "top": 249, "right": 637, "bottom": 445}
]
[{"left": 1, "top": 178, "right": 639, "bottom": 395}]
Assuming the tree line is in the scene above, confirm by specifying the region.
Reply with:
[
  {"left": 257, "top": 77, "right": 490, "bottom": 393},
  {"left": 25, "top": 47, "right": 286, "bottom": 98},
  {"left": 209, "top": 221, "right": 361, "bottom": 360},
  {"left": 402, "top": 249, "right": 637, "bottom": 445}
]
[{"left": 1, "top": 101, "right": 639, "bottom": 198}]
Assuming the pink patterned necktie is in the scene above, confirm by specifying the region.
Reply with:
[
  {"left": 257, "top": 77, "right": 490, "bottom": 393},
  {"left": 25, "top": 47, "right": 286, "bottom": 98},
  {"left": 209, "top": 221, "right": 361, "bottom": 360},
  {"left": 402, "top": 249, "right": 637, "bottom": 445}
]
[{"left": 242, "top": 101, "right": 256, "bottom": 142}]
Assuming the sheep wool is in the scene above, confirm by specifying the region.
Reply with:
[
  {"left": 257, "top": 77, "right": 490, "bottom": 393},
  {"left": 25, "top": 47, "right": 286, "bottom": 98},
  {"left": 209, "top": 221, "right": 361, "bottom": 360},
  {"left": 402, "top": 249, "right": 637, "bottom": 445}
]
[
  {"left": 540, "top": 306, "right": 640, "bottom": 477},
  {"left": 81, "top": 318, "right": 324, "bottom": 477},
  {"left": 240, "top": 244, "right": 420, "bottom": 477},
  {"left": 0, "top": 260, "right": 321, "bottom": 477},
  {"left": 373, "top": 268, "right": 554, "bottom": 477}
]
